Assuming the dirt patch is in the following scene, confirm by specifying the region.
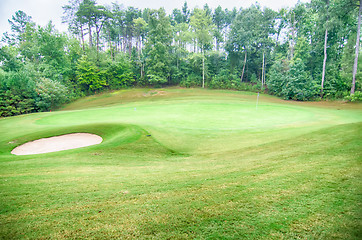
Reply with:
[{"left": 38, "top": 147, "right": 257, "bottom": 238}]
[
  {"left": 143, "top": 90, "right": 167, "bottom": 97},
  {"left": 11, "top": 133, "right": 103, "bottom": 155}
]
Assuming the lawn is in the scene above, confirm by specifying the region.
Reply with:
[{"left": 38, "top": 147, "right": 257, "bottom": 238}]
[{"left": 0, "top": 88, "right": 361, "bottom": 239}]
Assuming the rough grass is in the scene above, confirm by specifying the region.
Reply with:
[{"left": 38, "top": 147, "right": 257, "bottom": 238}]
[{"left": 0, "top": 88, "right": 361, "bottom": 239}]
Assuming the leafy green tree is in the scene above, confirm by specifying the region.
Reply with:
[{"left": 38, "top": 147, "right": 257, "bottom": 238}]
[
  {"left": 190, "top": 8, "right": 214, "bottom": 88},
  {"left": 267, "top": 58, "right": 289, "bottom": 97},
  {"left": 171, "top": 9, "right": 183, "bottom": 25},
  {"left": 37, "top": 23, "right": 68, "bottom": 75},
  {"left": 133, "top": 17, "right": 147, "bottom": 52},
  {"left": 341, "top": 32, "right": 362, "bottom": 93},
  {"left": 351, "top": 0, "right": 362, "bottom": 93},
  {"left": 35, "top": 78, "right": 69, "bottom": 111},
  {"left": 2, "top": 10, "right": 33, "bottom": 45},
  {"left": 203, "top": 4, "right": 212, "bottom": 17},
  {"left": 76, "top": 0, "right": 97, "bottom": 47},
  {"left": 144, "top": 8, "right": 173, "bottom": 85},
  {"left": 0, "top": 46, "right": 23, "bottom": 71},
  {"left": 293, "top": 36, "right": 312, "bottom": 64},
  {"left": 18, "top": 21, "right": 38, "bottom": 62},
  {"left": 76, "top": 56, "right": 107, "bottom": 93},
  {"left": 124, "top": 7, "right": 141, "bottom": 56},
  {"left": 181, "top": 1, "right": 190, "bottom": 23},
  {"left": 0, "top": 68, "right": 37, "bottom": 116},
  {"left": 63, "top": 0, "right": 86, "bottom": 49},
  {"left": 268, "top": 58, "right": 319, "bottom": 100},
  {"left": 104, "top": 54, "right": 135, "bottom": 89},
  {"left": 213, "top": 6, "right": 226, "bottom": 51},
  {"left": 226, "top": 5, "right": 276, "bottom": 83}
]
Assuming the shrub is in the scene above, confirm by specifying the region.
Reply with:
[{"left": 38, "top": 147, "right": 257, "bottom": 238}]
[
  {"left": 344, "top": 91, "right": 362, "bottom": 102},
  {"left": 267, "top": 58, "right": 319, "bottom": 101},
  {"left": 180, "top": 74, "right": 202, "bottom": 88},
  {"left": 76, "top": 56, "right": 107, "bottom": 94},
  {"left": 35, "top": 78, "right": 69, "bottom": 111},
  {"left": 0, "top": 70, "right": 37, "bottom": 117},
  {"left": 104, "top": 60, "right": 134, "bottom": 90}
]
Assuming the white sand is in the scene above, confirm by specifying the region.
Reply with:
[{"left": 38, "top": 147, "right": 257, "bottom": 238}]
[{"left": 11, "top": 133, "right": 103, "bottom": 155}]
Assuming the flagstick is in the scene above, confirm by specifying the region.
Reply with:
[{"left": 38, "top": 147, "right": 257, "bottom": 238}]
[{"left": 256, "top": 92, "right": 259, "bottom": 110}]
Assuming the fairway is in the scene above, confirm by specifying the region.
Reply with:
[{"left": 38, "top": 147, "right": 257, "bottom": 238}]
[{"left": 0, "top": 88, "right": 361, "bottom": 239}]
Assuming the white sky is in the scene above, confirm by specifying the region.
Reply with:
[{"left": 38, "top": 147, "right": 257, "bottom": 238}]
[{"left": 0, "top": 0, "right": 309, "bottom": 36}]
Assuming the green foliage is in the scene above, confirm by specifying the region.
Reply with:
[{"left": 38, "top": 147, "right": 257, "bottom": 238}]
[
  {"left": 250, "top": 73, "right": 258, "bottom": 83},
  {"left": 208, "top": 69, "right": 262, "bottom": 92},
  {"left": 344, "top": 91, "right": 362, "bottom": 102},
  {"left": 285, "top": 59, "right": 319, "bottom": 100},
  {"left": 208, "top": 69, "right": 238, "bottom": 89},
  {"left": 0, "top": 46, "right": 23, "bottom": 71},
  {"left": 0, "top": 90, "right": 35, "bottom": 117},
  {"left": 293, "top": 36, "right": 311, "bottom": 64},
  {"left": 180, "top": 74, "right": 202, "bottom": 88},
  {"left": 268, "top": 58, "right": 319, "bottom": 100},
  {"left": 147, "top": 73, "right": 167, "bottom": 86},
  {"left": 0, "top": 69, "right": 37, "bottom": 117},
  {"left": 144, "top": 8, "right": 173, "bottom": 86},
  {"left": 226, "top": 4, "right": 276, "bottom": 80},
  {"left": 2, "top": 10, "right": 33, "bottom": 45},
  {"left": 104, "top": 59, "right": 134, "bottom": 89},
  {"left": 76, "top": 56, "right": 107, "bottom": 93},
  {"left": 341, "top": 32, "right": 362, "bottom": 93},
  {"left": 267, "top": 59, "right": 288, "bottom": 96},
  {"left": 190, "top": 8, "right": 214, "bottom": 51},
  {"left": 35, "top": 78, "right": 69, "bottom": 111}
]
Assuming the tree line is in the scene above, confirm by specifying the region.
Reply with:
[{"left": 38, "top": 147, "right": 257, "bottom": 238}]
[{"left": 0, "top": 0, "right": 361, "bottom": 117}]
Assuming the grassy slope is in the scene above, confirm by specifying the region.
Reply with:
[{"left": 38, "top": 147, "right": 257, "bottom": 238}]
[{"left": 0, "top": 88, "right": 361, "bottom": 239}]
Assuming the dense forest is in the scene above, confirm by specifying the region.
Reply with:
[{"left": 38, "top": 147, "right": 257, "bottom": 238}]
[{"left": 0, "top": 0, "right": 361, "bottom": 117}]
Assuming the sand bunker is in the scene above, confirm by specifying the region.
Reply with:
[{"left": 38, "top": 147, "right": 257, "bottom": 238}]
[{"left": 11, "top": 133, "right": 103, "bottom": 155}]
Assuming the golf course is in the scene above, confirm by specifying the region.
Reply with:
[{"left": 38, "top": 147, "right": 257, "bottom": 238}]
[{"left": 0, "top": 88, "right": 361, "bottom": 239}]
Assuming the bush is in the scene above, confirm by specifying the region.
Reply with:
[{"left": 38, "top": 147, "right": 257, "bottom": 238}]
[
  {"left": 209, "top": 69, "right": 238, "bottom": 89},
  {"left": 180, "top": 74, "right": 202, "bottom": 88},
  {"left": 0, "top": 90, "right": 36, "bottom": 117},
  {"left": 76, "top": 56, "right": 107, "bottom": 94},
  {"left": 0, "top": 70, "right": 37, "bottom": 117},
  {"left": 104, "top": 59, "right": 134, "bottom": 90},
  {"left": 236, "top": 82, "right": 262, "bottom": 92},
  {"left": 35, "top": 78, "right": 69, "bottom": 111},
  {"left": 344, "top": 91, "right": 362, "bottom": 102},
  {"left": 267, "top": 58, "right": 319, "bottom": 101}
]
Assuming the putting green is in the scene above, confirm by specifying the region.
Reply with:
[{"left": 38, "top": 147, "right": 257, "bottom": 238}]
[{"left": 28, "top": 91, "right": 361, "bottom": 154}]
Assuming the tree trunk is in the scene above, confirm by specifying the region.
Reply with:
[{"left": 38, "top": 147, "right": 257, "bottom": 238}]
[
  {"left": 80, "top": 25, "right": 85, "bottom": 51},
  {"left": 321, "top": 0, "right": 329, "bottom": 97},
  {"left": 321, "top": 27, "right": 328, "bottom": 97},
  {"left": 96, "top": 30, "right": 100, "bottom": 54},
  {"left": 290, "top": 12, "right": 296, "bottom": 60},
  {"left": 352, "top": 0, "right": 362, "bottom": 94},
  {"left": 202, "top": 48, "right": 205, "bottom": 88},
  {"left": 262, "top": 52, "right": 265, "bottom": 88},
  {"left": 263, "top": 54, "right": 266, "bottom": 85},
  {"left": 88, "top": 23, "right": 93, "bottom": 47},
  {"left": 241, "top": 50, "right": 247, "bottom": 82},
  {"left": 128, "top": 36, "right": 132, "bottom": 57}
]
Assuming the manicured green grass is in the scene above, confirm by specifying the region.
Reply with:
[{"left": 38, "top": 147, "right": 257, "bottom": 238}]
[{"left": 0, "top": 88, "right": 361, "bottom": 239}]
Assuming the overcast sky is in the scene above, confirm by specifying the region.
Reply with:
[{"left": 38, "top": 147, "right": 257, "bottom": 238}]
[{"left": 0, "top": 0, "right": 309, "bottom": 36}]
